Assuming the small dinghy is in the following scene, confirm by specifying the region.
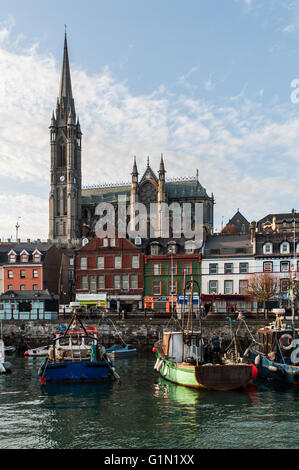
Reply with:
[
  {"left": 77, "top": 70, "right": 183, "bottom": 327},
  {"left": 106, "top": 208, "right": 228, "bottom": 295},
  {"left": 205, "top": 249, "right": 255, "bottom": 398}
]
[
  {"left": 24, "top": 346, "right": 50, "bottom": 357},
  {"left": 0, "top": 340, "right": 12, "bottom": 373},
  {"left": 106, "top": 344, "right": 136, "bottom": 358}
]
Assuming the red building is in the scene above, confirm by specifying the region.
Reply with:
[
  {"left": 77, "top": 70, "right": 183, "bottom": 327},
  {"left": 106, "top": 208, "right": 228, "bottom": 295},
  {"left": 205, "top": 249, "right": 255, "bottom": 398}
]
[
  {"left": 75, "top": 236, "right": 144, "bottom": 312},
  {"left": 0, "top": 244, "right": 69, "bottom": 301}
]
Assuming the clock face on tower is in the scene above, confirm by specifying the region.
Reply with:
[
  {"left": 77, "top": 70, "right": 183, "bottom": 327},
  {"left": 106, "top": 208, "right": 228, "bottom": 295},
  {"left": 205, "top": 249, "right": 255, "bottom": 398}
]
[
  {"left": 139, "top": 182, "right": 157, "bottom": 204},
  {"left": 60, "top": 175, "right": 65, "bottom": 183}
]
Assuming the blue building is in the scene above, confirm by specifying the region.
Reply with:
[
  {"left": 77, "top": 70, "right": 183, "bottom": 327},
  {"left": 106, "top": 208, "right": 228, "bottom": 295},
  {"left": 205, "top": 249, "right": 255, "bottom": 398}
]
[{"left": 0, "top": 290, "right": 59, "bottom": 320}]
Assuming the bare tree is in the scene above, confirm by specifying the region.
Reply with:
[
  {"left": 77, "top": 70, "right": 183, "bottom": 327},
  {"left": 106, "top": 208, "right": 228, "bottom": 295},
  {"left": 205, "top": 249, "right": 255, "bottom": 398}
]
[{"left": 246, "top": 273, "right": 279, "bottom": 319}]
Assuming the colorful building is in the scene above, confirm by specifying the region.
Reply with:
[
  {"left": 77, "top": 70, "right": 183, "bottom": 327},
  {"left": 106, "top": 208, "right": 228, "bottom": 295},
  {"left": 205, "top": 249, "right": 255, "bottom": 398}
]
[
  {"left": 0, "top": 289, "right": 59, "bottom": 320},
  {"left": 75, "top": 236, "right": 144, "bottom": 312},
  {"left": 144, "top": 239, "right": 201, "bottom": 313}
]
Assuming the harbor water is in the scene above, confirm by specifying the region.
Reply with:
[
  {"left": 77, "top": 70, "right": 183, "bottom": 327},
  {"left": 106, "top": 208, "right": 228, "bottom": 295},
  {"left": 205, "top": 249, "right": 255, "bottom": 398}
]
[{"left": 0, "top": 350, "right": 298, "bottom": 449}]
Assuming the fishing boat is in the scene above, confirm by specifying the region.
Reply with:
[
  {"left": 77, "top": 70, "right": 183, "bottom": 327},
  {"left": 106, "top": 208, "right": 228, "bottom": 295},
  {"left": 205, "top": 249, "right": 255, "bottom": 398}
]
[
  {"left": 106, "top": 344, "right": 136, "bottom": 358},
  {"left": 247, "top": 313, "right": 299, "bottom": 388},
  {"left": 38, "top": 307, "right": 119, "bottom": 384},
  {"left": 153, "top": 280, "right": 255, "bottom": 392},
  {"left": 0, "top": 340, "right": 12, "bottom": 373}
]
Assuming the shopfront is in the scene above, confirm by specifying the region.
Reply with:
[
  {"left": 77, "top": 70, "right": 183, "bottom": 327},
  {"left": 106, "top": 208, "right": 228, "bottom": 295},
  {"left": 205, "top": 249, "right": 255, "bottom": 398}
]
[
  {"left": 108, "top": 295, "right": 143, "bottom": 312},
  {"left": 201, "top": 294, "right": 252, "bottom": 314},
  {"left": 144, "top": 296, "right": 178, "bottom": 313},
  {"left": 76, "top": 293, "right": 107, "bottom": 312}
]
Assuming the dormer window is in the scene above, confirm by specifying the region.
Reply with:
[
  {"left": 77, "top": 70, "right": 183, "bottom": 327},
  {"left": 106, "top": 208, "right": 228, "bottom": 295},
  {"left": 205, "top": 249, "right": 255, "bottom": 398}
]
[
  {"left": 263, "top": 242, "right": 273, "bottom": 255},
  {"left": 150, "top": 244, "right": 159, "bottom": 256},
  {"left": 32, "top": 250, "right": 42, "bottom": 263},
  {"left": 8, "top": 251, "right": 17, "bottom": 263},
  {"left": 168, "top": 243, "right": 177, "bottom": 254},
  {"left": 20, "top": 250, "right": 29, "bottom": 263},
  {"left": 280, "top": 242, "right": 290, "bottom": 254}
]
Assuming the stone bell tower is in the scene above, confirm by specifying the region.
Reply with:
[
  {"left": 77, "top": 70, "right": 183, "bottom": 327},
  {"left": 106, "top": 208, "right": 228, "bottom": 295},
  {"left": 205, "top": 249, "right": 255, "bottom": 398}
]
[{"left": 49, "top": 33, "right": 82, "bottom": 245}]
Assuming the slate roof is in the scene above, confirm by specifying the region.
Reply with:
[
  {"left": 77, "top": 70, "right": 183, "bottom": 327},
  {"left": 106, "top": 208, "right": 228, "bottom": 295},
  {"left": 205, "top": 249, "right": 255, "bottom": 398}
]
[
  {"left": 0, "top": 289, "right": 59, "bottom": 301},
  {"left": 255, "top": 232, "right": 297, "bottom": 257},
  {"left": 202, "top": 234, "right": 253, "bottom": 258},
  {"left": 0, "top": 244, "right": 53, "bottom": 265}
]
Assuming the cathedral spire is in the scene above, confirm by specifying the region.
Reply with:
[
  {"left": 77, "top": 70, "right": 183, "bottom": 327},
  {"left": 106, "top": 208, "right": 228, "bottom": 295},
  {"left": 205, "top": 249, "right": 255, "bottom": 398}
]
[
  {"left": 58, "top": 32, "right": 75, "bottom": 119},
  {"left": 59, "top": 32, "right": 73, "bottom": 101},
  {"left": 159, "top": 153, "right": 166, "bottom": 178}
]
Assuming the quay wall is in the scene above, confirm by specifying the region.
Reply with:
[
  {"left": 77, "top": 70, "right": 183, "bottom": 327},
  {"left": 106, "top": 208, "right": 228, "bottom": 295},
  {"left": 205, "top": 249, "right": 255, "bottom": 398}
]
[{"left": 2, "top": 315, "right": 298, "bottom": 352}]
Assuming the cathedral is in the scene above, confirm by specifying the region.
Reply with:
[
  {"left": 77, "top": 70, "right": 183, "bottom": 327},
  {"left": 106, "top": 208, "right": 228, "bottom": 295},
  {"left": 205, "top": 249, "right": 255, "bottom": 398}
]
[{"left": 49, "top": 35, "right": 215, "bottom": 246}]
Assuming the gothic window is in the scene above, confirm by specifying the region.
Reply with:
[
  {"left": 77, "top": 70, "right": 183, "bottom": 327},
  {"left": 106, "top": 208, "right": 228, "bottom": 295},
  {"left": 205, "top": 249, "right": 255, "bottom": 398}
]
[
  {"left": 58, "top": 141, "right": 66, "bottom": 167},
  {"left": 63, "top": 188, "right": 67, "bottom": 215},
  {"left": 56, "top": 188, "right": 61, "bottom": 216},
  {"left": 139, "top": 182, "right": 157, "bottom": 204}
]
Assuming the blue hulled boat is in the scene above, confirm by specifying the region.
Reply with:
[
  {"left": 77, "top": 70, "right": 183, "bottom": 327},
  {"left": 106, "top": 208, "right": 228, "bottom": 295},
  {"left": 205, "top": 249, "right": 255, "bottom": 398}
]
[
  {"left": 38, "top": 310, "right": 119, "bottom": 384},
  {"left": 248, "top": 315, "right": 299, "bottom": 388},
  {"left": 106, "top": 344, "right": 136, "bottom": 358}
]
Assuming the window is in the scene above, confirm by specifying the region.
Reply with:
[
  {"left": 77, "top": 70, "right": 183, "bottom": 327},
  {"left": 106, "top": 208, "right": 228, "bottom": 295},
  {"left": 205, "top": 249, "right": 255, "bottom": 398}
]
[
  {"left": 8, "top": 285, "right": 13, "bottom": 291},
  {"left": 33, "top": 253, "right": 41, "bottom": 263},
  {"left": 97, "top": 256, "right": 104, "bottom": 269},
  {"left": 224, "top": 280, "right": 233, "bottom": 294},
  {"left": 90, "top": 276, "right": 97, "bottom": 292},
  {"left": 169, "top": 262, "right": 177, "bottom": 275},
  {"left": 21, "top": 254, "right": 28, "bottom": 263},
  {"left": 263, "top": 243, "right": 273, "bottom": 255},
  {"left": 209, "top": 280, "right": 218, "bottom": 294},
  {"left": 33, "top": 284, "right": 38, "bottom": 291},
  {"left": 296, "top": 242, "right": 299, "bottom": 254},
  {"left": 132, "top": 255, "right": 139, "bottom": 269},
  {"left": 33, "top": 270, "right": 38, "bottom": 278},
  {"left": 98, "top": 275, "right": 105, "bottom": 289},
  {"left": 130, "top": 274, "right": 138, "bottom": 289},
  {"left": 80, "top": 257, "right": 87, "bottom": 270},
  {"left": 9, "top": 254, "right": 16, "bottom": 263},
  {"left": 153, "top": 263, "right": 161, "bottom": 275},
  {"left": 153, "top": 281, "right": 161, "bottom": 296},
  {"left": 69, "top": 257, "right": 74, "bottom": 267},
  {"left": 150, "top": 244, "right": 159, "bottom": 255},
  {"left": 103, "top": 238, "right": 109, "bottom": 247},
  {"left": 239, "top": 280, "right": 249, "bottom": 294},
  {"left": 239, "top": 263, "right": 249, "bottom": 274},
  {"left": 280, "top": 279, "right": 290, "bottom": 293},
  {"left": 280, "top": 261, "right": 290, "bottom": 272},
  {"left": 280, "top": 242, "right": 290, "bottom": 254},
  {"left": 114, "top": 256, "right": 122, "bottom": 269},
  {"left": 20, "top": 285, "right": 25, "bottom": 291},
  {"left": 122, "top": 274, "right": 129, "bottom": 290},
  {"left": 209, "top": 264, "right": 218, "bottom": 274},
  {"left": 20, "top": 270, "right": 26, "bottom": 279},
  {"left": 168, "top": 280, "right": 177, "bottom": 295},
  {"left": 81, "top": 276, "right": 88, "bottom": 290},
  {"left": 263, "top": 261, "right": 273, "bottom": 273},
  {"left": 110, "top": 239, "right": 116, "bottom": 247},
  {"left": 8, "top": 271, "right": 13, "bottom": 279},
  {"left": 114, "top": 275, "right": 121, "bottom": 289},
  {"left": 183, "top": 262, "right": 192, "bottom": 275},
  {"left": 224, "top": 263, "right": 233, "bottom": 274},
  {"left": 168, "top": 244, "right": 177, "bottom": 254}
]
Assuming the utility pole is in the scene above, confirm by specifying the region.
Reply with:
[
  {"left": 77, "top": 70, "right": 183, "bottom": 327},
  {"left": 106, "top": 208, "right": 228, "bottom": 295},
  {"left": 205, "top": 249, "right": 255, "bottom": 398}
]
[{"left": 15, "top": 217, "right": 21, "bottom": 241}]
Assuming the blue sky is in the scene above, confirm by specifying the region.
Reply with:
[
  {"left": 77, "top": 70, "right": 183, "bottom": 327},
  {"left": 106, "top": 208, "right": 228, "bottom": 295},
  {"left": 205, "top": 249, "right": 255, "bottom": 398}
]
[{"left": 0, "top": 0, "right": 298, "bottom": 239}]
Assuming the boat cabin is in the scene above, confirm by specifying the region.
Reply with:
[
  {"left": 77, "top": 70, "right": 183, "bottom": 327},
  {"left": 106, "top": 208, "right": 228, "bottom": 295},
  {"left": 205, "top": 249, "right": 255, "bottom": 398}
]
[{"left": 162, "top": 330, "right": 202, "bottom": 364}]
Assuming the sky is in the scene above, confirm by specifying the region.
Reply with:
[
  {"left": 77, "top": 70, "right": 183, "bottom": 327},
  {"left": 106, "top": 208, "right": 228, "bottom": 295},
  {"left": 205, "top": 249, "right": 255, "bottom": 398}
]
[{"left": 0, "top": 0, "right": 298, "bottom": 240}]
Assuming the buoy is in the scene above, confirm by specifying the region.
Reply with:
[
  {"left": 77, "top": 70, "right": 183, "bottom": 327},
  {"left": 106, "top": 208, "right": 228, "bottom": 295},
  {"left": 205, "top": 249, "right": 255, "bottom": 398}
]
[
  {"left": 152, "top": 347, "right": 156, "bottom": 353},
  {"left": 254, "top": 355, "right": 261, "bottom": 366},
  {"left": 154, "top": 358, "right": 160, "bottom": 370},
  {"left": 249, "top": 363, "right": 258, "bottom": 380},
  {"left": 156, "top": 359, "right": 163, "bottom": 371},
  {"left": 24, "top": 351, "right": 29, "bottom": 356},
  {"left": 267, "top": 365, "right": 277, "bottom": 372},
  {"left": 163, "top": 364, "right": 169, "bottom": 377}
]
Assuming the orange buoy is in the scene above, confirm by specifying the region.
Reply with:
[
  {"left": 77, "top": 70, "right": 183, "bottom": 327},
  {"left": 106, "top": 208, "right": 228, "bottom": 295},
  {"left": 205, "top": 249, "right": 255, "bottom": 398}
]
[
  {"left": 152, "top": 347, "right": 156, "bottom": 353},
  {"left": 249, "top": 363, "right": 258, "bottom": 380}
]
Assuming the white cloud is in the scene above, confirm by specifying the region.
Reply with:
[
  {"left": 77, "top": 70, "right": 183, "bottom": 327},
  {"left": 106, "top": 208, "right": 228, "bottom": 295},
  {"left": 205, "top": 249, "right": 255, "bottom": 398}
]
[{"left": 0, "top": 23, "right": 298, "bottom": 240}]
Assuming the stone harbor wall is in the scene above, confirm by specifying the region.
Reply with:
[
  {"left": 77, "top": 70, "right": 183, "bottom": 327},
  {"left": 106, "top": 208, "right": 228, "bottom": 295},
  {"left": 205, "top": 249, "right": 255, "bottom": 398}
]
[{"left": 2, "top": 315, "right": 296, "bottom": 353}]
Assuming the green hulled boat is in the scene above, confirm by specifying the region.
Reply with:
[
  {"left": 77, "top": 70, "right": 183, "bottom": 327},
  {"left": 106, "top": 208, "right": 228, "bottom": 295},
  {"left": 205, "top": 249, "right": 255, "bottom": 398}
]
[{"left": 153, "top": 280, "right": 254, "bottom": 392}]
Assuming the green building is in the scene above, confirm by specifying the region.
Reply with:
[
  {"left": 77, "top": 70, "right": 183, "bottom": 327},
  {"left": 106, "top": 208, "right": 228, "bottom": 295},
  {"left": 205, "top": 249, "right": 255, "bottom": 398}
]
[{"left": 144, "top": 239, "right": 201, "bottom": 313}]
